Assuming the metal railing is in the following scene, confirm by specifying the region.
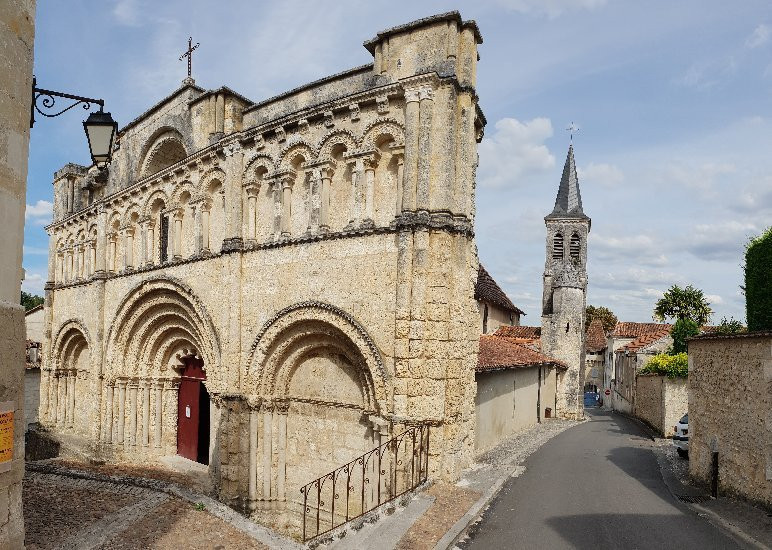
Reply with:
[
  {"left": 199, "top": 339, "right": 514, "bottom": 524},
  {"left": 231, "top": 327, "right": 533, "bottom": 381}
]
[{"left": 300, "top": 424, "right": 429, "bottom": 542}]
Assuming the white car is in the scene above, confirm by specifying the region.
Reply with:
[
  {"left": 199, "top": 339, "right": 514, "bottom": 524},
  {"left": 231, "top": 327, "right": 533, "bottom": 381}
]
[{"left": 673, "top": 413, "right": 688, "bottom": 457}]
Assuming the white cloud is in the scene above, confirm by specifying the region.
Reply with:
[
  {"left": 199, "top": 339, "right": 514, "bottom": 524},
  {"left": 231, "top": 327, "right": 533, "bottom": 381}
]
[
  {"left": 23, "top": 246, "right": 48, "bottom": 256},
  {"left": 579, "top": 162, "right": 624, "bottom": 187},
  {"left": 705, "top": 294, "right": 723, "bottom": 305},
  {"left": 25, "top": 200, "right": 53, "bottom": 226},
  {"left": 661, "top": 161, "right": 736, "bottom": 193},
  {"left": 478, "top": 117, "right": 555, "bottom": 188},
  {"left": 677, "top": 56, "right": 737, "bottom": 90},
  {"left": 686, "top": 220, "right": 760, "bottom": 261},
  {"left": 746, "top": 24, "right": 770, "bottom": 49},
  {"left": 22, "top": 271, "right": 44, "bottom": 294},
  {"left": 492, "top": 0, "right": 608, "bottom": 18}
]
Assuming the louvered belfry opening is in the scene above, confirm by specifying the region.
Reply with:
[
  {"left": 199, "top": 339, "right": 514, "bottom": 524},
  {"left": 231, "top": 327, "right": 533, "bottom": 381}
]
[
  {"left": 552, "top": 233, "right": 564, "bottom": 260},
  {"left": 570, "top": 233, "right": 580, "bottom": 259}
]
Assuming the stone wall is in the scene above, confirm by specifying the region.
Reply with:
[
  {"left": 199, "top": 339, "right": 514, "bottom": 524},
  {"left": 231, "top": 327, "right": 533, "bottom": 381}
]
[
  {"left": 689, "top": 333, "right": 772, "bottom": 508},
  {"left": 24, "top": 368, "right": 40, "bottom": 429},
  {"left": 634, "top": 374, "right": 687, "bottom": 437},
  {"left": 474, "top": 365, "right": 557, "bottom": 452},
  {"left": 0, "top": 1, "right": 35, "bottom": 547}
]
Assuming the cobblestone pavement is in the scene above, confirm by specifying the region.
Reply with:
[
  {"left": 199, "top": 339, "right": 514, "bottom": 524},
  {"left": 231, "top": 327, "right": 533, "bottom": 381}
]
[{"left": 24, "top": 470, "right": 269, "bottom": 550}]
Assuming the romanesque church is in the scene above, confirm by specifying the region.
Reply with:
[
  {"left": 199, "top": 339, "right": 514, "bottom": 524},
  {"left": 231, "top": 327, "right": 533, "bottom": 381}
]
[{"left": 38, "top": 11, "right": 588, "bottom": 537}]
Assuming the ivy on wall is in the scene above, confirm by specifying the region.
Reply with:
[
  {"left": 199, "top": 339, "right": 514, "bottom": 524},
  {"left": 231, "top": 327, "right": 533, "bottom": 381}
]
[{"left": 745, "top": 226, "right": 772, "bottom": 332}]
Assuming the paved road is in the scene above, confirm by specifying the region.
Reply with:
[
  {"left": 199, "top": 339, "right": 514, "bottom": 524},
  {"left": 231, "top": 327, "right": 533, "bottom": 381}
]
[{"left": 459, "top": 409, "right": 745, "bottom": 549}]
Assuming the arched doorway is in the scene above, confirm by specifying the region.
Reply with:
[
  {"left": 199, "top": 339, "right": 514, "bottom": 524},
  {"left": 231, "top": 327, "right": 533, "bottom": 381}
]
[{"left": 177, "top": 356, "right": 210, "bottom": 464}]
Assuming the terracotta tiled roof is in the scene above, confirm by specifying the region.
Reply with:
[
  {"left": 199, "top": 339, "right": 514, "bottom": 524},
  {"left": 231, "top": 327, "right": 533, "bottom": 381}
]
[
  {"left": 622, "top": 326, "right": 672, "bottom": 353},
  {"left": 494, "top": 325, "right": 541, "bottom": 339},
  {"left": 475, "top": 265, "right": 524, "bottom": 315},
  {"left": 586, "top": 319, "right": 607, "bottom": 353},
  {"left": 477, "top": 335, "right": 567, "bottom": 372},
  {"left": 611, "top": 322, "right": 672, "bottom": 338}
]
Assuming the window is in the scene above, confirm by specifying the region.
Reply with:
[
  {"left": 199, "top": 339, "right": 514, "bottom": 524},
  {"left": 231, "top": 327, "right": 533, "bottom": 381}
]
[
  {"left": 160, "top": 214, "right": 169, "bottom": 263},
  {"left": 570, "top": 233, "right": 581, "bottom": 259},
  {"left": 552, "top": 233, "right": 564, "bottom": 260}
]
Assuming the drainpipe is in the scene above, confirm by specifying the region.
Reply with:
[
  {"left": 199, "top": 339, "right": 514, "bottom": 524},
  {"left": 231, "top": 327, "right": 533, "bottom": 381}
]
[{"left": 537, "top": 365, "right": 542, "bottom": 423}]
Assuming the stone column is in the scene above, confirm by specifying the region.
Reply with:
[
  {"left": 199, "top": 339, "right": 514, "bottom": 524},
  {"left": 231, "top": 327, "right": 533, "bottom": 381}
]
[
  {"left": 393, "top": 149, "right": 405, "bottom": 215},
  {"left": 108, "top": 234, "right": 117, "bottom": 272},
  {"left": 139, "top": 218, "right": 149, "bottom": 265},
  {"left": 50, "top": 372, "right": 59, "bottom": 424},
  {"left": 262, "top": 402, "right": 273, "bottom": 499},
  {"left": 89, "top": 243, "right": 96, "bottom": 277},
  {"left": 346, "top": 158, "right": 362, "bottom": 227},
  {"left": 67, "top": 372, "right": 76, "bottom": 427},
  {"left": 103, "top": 381, "right": 114, "bottom": 443},
  {"left": 173, "top": 210, "right": 183, "bottom": 259},
  {"left": 245, "top": 186, "right": 258, "bottom": 240},
  {"left": 125, "top": 227, "right": 135, "bottom": 269},
  {"left": 276, "top": 401, "right": 289, "bottom": 501},
  {"left": 95, "top": 208, "right": 107, "bottom": 275},
  {"left": 142, "top": 382, "right": 151, "bottom": 447},
  {"left": 306, "top": 169, "right": 320, "bottom": 233},
  {"left": 249, "top": 400, "right": 259, "bottom": 506},
  {"left": 146, "top": 220, "right": 156, "bottom": 265},
  {"left": 153, "top": 381, "right": 163, "bottom": 449},
  {"left": 363, "top": 154, "right": 379, "bottom": 226},
  {"left": 201, "top": 203, "right": 211, "bottom": 252},
  {"left": 73, "top": 246, "right": 81, "bottom": 280},
  {"left": 128, "top": 380, "right": 138, "bottom": 447},
  {"left": 280, "top": 176, "right": 293, "bottom": 237},
  {"left": 416, "top": 85, "right": 434, "bottom": 211},
  {"left": 116, "top": 379, "right": 127, "bottom": 444},
  {"left": 320, "top": 165, "right": 333, "bottom": 231},
  {"left": 402, "top": 86, "right": 421, "bottom": 212},
  {"left": 164, "top": 380, "right": 180, "bottom": 454}
]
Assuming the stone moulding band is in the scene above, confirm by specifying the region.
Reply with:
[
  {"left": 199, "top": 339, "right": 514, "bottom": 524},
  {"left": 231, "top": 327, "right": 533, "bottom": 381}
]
[{"left": 47, "top": 213, "right": 474, "bottom": 290}]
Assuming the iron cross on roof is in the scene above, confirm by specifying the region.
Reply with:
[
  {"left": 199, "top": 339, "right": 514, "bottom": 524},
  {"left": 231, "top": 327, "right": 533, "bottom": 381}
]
[
  {"left": 566, "top": 122, "right": 580, "bottom": 143},
  {"left": 179, "top": 37, "right": 200, "bottom": 79}
]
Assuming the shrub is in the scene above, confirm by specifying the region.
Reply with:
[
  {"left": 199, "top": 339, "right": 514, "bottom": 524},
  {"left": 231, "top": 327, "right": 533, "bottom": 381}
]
[
  {"left": 715, "top": 316, "right": 746, "bottom": 335},
  {"left": 639, "top": 353, "right": 688, "bottom": 378},
  {"left": 745, "top": 226, "right": 772, "bottom": 332}
]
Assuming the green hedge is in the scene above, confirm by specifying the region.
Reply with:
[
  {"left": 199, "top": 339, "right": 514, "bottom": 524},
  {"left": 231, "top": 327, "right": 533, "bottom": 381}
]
[
  {"left": 639, "top": 353, "right": 688, "bottom": 378},
  {"left": 745, "top": 227, "right": 772, "bottom": 332}
]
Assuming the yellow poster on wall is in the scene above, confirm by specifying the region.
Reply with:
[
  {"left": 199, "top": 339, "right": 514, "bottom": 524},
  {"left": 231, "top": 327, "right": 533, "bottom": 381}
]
[{"left": 0, "top": 401, "right": 14, "bottom": 473}]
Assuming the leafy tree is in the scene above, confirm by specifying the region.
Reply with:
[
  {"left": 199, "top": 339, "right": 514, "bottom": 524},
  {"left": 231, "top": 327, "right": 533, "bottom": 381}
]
[
  {"left": 653, "top": 284, "right": 712, "bottom": 325},
  {"left": 639, "top": 352, "right": 688, "bottom": 378},
  {"left": 744, "top": 226, "right": 772, "bottom": 331},
  {"left": 21, "top": 291, "right": 44, "bottom": 311},
  {"left": 670, "top": 318, "right": 699, "bottom": 354},
  {"left": 715, "top": 316, "right": 746, "bottom": 335},
  {"left": 586, "top": 305, "right": 617, "bottom": 333}
]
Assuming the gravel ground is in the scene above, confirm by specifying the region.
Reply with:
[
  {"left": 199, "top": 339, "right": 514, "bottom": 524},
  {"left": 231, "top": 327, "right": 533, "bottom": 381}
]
[{"left": 475, "top": 418, "right": 580, "bottom": 468}]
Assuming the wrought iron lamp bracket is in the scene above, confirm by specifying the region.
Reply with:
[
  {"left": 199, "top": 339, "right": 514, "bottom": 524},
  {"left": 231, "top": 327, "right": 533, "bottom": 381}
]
[{"left": 30, "top": 76, "right": 105, "bottom": 128}]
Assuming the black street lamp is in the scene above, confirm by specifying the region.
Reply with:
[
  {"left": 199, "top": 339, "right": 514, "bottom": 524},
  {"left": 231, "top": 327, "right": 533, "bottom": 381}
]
[{"left": 31, "top": 76, "right": 118, "bottom": 169}]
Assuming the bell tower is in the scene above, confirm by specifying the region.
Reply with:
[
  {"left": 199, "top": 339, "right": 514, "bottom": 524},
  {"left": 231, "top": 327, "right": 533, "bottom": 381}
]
[{"left": 541, "top": 144, "right": 590, "bottom": 420}]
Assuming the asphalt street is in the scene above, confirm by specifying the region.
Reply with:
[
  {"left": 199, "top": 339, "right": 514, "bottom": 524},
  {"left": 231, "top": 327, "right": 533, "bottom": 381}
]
[{"left": 459, "top": 409, "right": 745, "bottom": 549}]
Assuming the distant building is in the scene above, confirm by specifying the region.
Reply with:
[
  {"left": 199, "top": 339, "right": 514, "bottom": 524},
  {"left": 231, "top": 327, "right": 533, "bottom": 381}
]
[
  {"left": 584, "top": 319, "right": 606, "bottom": 392},
  {"left": 475, "top": 265, "right": 524, "bottom": 334},
  {"left": 25, "top": 305, "right": 44, "bottom": 430}
]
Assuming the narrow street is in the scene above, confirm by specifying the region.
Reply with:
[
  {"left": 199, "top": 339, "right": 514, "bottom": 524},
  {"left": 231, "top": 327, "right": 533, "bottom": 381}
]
[{"left": 459, "top": 409, "right": 745, "bottom": 549}]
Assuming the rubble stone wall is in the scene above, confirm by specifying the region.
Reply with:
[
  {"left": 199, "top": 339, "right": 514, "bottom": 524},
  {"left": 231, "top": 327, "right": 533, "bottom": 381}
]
[{"left": 689, "top": 334, "right": 772, "bottom": 508}]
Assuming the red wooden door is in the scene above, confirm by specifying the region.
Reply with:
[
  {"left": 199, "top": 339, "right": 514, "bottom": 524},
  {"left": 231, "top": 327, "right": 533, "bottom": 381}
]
[{"left": 177, "top": 357, "right": 206, "bottom": 462}]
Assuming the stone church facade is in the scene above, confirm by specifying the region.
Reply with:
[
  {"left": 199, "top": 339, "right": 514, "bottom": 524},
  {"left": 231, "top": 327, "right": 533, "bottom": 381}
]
[{"left": 40, "top": 12, "right": 483, "bottom": 530}]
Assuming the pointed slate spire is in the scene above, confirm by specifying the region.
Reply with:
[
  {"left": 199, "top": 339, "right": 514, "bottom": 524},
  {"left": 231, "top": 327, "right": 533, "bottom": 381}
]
[{"left": 546, "top": 144, "right": 587, "bottom": 219}]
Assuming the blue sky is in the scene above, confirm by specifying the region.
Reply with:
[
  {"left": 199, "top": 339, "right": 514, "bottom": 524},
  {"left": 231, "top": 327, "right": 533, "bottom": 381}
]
[{"left": 24, "top": 0, "right": 772, "bottom": 323}]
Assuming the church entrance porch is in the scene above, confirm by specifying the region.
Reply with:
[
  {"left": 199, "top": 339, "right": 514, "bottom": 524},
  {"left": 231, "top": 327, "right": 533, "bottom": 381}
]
[{"left": 176, "top": 356, "right": 210, "bottom": 465}]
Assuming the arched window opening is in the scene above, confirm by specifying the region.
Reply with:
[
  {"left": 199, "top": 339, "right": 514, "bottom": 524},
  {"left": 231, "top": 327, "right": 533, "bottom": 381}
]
[
  {"left": 552, "top": 233, "right": 564, "bottom": 260},
  {"left": 570, "top": 233, "right": 581, "bottom": 259},
  {"left": 142, "top": 137, "right": 187, "bottom": 178},
  {"left": 160, "top": 213, "right": 169, "bottom": 263}
]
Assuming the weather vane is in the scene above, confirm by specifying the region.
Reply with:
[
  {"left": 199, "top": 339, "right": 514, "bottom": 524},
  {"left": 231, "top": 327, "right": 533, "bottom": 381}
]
[
  {"left": 179, "top": 37, "right": 200, "bottom": 79},
  {"left": 566, "top": 121, "right": 580, "bottom": 143}
]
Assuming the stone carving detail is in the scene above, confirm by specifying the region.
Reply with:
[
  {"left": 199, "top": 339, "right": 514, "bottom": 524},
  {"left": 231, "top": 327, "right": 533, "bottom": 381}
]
[
  {"left": 275, "top": 127, "right": 286, "bottom": 143},
  {"left": 376, "top": 95, "right": 389, "bottom": 114},
  {"left": 349, "top": 103, "right": 360, "bottom": 122},
  {"left": 323, "top": 111, "right": 334, "bottom": 128}
]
